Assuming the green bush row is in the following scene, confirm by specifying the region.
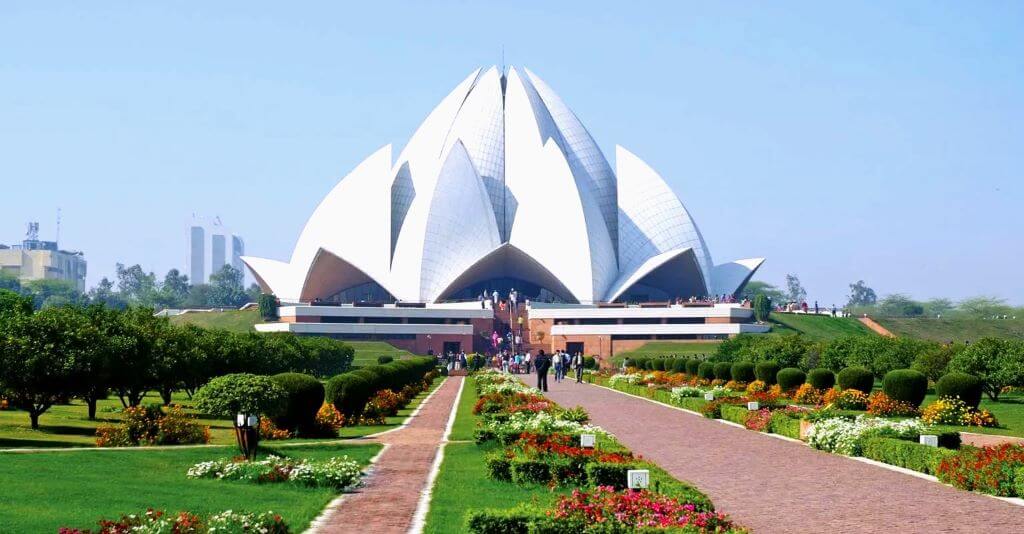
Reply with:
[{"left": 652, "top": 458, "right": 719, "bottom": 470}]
[
  {"left": 325, "top": 357, "right": 435, "bottom": 418},
  {"left": 860, "top": 437, "right": 957, "bottom": 475}
]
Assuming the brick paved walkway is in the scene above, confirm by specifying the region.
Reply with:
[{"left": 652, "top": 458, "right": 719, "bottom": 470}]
[
  {"left": 541, "top": 378, "right": 1022, "bottom": 533},
  {"left": 313, "top": 376, "right": 463, "bottom": 534}
]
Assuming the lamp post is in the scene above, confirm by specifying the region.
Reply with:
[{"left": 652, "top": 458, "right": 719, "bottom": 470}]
[{"left": 235, "top": 412, "right": 260, "bottom": 460}]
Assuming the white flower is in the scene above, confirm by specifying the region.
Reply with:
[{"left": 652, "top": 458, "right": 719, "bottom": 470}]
[{"left": 806, "top": 415, "right": 925, "bottom": 455}]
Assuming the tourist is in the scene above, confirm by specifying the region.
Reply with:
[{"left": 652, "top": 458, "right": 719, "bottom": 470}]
[
  {"left": 509, "top": 288, "right": 517, "bottom": 313},
  {"left": 831, "top": 304, "right": 837, "bottom": 317},
  {"left": 554, "top": 351, "right": 565, "bottom": 382},
  {"left": 572, "top": 352, "right": 584, "bottom": 383},
  {"left": 524, "top": 351, "right": 532, "bottom": 373},
  {"left": 492, "top": 289, "right": 499, "bottom": 306},
  {"left": 491, "top": 330, "right": 499, "bottom": 351},
  {"left": 479, "top": 291, "right": 486, "bottom": 309},
  {"left": 534, "top": 350, "right": 551, "bottom": 392}
]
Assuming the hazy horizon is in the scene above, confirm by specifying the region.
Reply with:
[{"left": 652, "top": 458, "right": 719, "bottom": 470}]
[{"left": 2, "top": 2, "right": 1022, "bottom": 306}]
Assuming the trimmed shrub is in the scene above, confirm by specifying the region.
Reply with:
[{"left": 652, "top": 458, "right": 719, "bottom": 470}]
[
  {"left": 861, "top": 437, "right": 956, "bottom": 476},
  {"left": 882, "top": 369, "right": 929, "bottom": 407},
  {"left": 671, "top": 358, "right": 687, "bottom": 373},
  {"left": 193, "top": 374, "right": 287, "bottom": 418},
  {"left": 769, "top": 411, "right": 802, "bottom": 439},
  {"left": 777, "top": 368, "right": 806, "bottom": 392},
  {"left": 485, "top": 453, "right": 512, "bottom": 482},
  {"left": 270, "top": 372, "right": 325, "bottom": 434},
  {"left": 685, "top": 359, "right": 701, "bottom": 375},
  {"left": 720, "top": 404, "right": 749, "bottom": 425},
  {"left": 807, "top": 368, "right": 836, "bottom": 390},
  {"left": 326, "top": 373, "right": 373, "bottom": 418},
  {"left": 465, "top": 509, "right": 541, "bottom": 534},
  {"left": 585, "top": 462, "right": 636, "bottom": 490},
  {"left": 697, "top": 362, "right": 716, "bottom": 380},
  {"left": 713, "top": 362, "right": 732, "bottom": 381},
  {"left": 652, "top": 359, "right": 666, "bottom": 371},
  {"left": 510, "top": 458, "right": 552, "bottom": 485},
  {"left": 837, "top": 366, "right": 874, "bottom": 393},
  {"left": 730, "top": 362, "right": 756, "bottom": 383},
  {"left": 377, "top": 355, "right": 394, "bottom": 365},
  {"left": 583, "top": 356, "right": 598, "bottom": 370},
  {"left": 754, "top": 361, "right": 780, "bottom": 385},
  {"left": 644, "top": 359, "right": 657, "bottom": 371},
  {"left": 935, "top": 372, "right": 984, "bottom": 410}
]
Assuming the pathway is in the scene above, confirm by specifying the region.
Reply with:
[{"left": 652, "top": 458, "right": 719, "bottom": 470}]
[
  {"left": 312, "top": 376, "right": 463, "bottom": 534},
  {"left": 858, "top": 315, "right": 896, "bottom": 337},
  {"left": 540, "top": 378, "right": 1022, "bottom": 533}
]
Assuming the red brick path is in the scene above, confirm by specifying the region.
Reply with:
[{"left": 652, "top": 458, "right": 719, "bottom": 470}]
[
  {"left": 540, "top": 378, "right": 1022, "bottom": 533},
  {"left": 314, "top": 376, "right": 463, "bottom": 534}
]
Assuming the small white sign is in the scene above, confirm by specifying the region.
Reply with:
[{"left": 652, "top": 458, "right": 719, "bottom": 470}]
[
  {"left": 704, "top": 392, "right": 715, "bottom": 401},
  {"left": 247, "top": 414, "right": 259, "bottom": 427},
  {"left": 747, "top": 401, "right": 760, "bottom": 411},
  {"left": 627, "top": 469, "right": 650, "bottom": 489},
  {"left": 919, "top": 434, "right": 939, "bottom": 447},
  {"left": 580, "top": 433, "right": 596, "bottom": 449}
]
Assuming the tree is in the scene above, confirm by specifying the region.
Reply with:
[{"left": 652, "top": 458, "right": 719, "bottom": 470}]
[
  {"left": 876, "top": 294, "right": 924, "bottom": 317},
  {"left": 846, "top": 280, "right": 877, "bottom": 307},
  {"left": 22, "top": 279, "right": 84, "bottom": 309},
  {"left": 0, "top": 272, "right": 21, "bottom": 292},
  {"left": 0, "top": 289, "right": 33, "bottom": 318},
  {"left": 752, "top": 293, "right": 771, "bottom": 322},
  {"left": 258, "top": 293, "right": 278, "bottom": 320},
  {"left": 958, "top": 296, "right": 1013, "bottom": 318},
  {"left": 115, "top": 263, "right": 158, "bottom": 304},
  {"left": 948, "top": 338, "right": 1024, "bottom": 401},
  {"left": 208, "top": 265, "right": 249, "bottom": 307},
  {"left": 161, "top": 269, "right": 190, "bottom": 307},
  {"left": 87, "top": 277, "right": 127, "bottom": 309},
  {"left": 923, "top": 298, "right": 954, "bottom": 317},
  {"left": 90, "top": 306, "right": 159, "bottom": 407},
  {"left": 784, "top": 274, "right": 806, "bottom": 303},
  {"left": 183, "top": 283, "right": 214, "bottom": 308},
  {"left": 0, "top": 307, "right": 101, "bottom": 428},
  {"left": 742, "top": 281, "right": 786, "bottom": 303}
]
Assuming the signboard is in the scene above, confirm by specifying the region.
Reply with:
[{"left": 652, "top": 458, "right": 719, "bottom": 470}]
[
  {"left": 580, "top": 433, "right": 596, "bottom": 448},
  {"left": 704, "top": 392, "right": 715, "bottom": 401},
  {"left": 919, "top": 434, "right": 939, "bottom": 447},
  {"left": 627, "top": 469, "right": 650, "bottom": 489},
  {"left": 746, "top": 401, "right": 760, "bottom": 411}
]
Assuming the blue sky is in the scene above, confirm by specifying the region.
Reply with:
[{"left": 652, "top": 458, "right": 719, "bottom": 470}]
[{"left": 1, "top": 2, "right": 1022, "bottom": 305}]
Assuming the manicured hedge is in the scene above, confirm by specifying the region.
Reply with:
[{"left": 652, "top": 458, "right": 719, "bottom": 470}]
[
  {"left": 755, "top": 361, "right": 780, "bottom": 385},
  {"left": 585, "top": 462, "right": 637, "bottom": 491},
  {"left": 697, "top": 362, "right": 716, "bottom": 380},
  {"left": 777, "top": 368, "right": 806, "bottom": 391},
  {"left": 730, "top": 362, "right": 756, "bottom": 383},
  {"left": 671, "top": 358, "right": 687, "bottom": 373},
  {"left": 837, "top": 366, "right": 874, "bottom": 393},
  {"left": 769, "top": 411, "right": 802, "bottom": 439},
  {"left": 685, "top": 359, "right": 701, "bottom": 375},
  {"left": 269, "top": 372, "right": 324, "bottom": 433},
  {"left": 713, "top": 362, "right": 733, "bottom": 381},
  {"left": 377, "top": 355, "right": 394, "bottom": 364},
  {"left": 653, "top": 358, "right": 667, "bottom": 371},
  {"left": 326, "top": 357, "right": 434, "bottom": 417},
  {"left": 807, "top": 368, "right": 836, "bottom": 390},
  {"left": 882, "top": 369, "right": 928, "bottom": 407},
  {"left": 935, "top": 372, "right": 984, "bottom": 409},
  {"left": 720, "top": 404, "right": 749, "bottom": 426},
  {"left": 860, "top": 437, "right": 957, "bottom": 476}
]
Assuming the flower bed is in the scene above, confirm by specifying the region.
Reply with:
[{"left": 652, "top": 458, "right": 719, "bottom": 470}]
[
  {"left": 95, "top": 404, "right": 209, "bottom": 447},
  {"left": 937, "top": 443, "right": 1024, "bottom": 496},
  {"left": 59, "top": 508, "right": 289, "bottom": 534},
  {"left": 187, "top": 455, "right": 363, "bottom": 490}
]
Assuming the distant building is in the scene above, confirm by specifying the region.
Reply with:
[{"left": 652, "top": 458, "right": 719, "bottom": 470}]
[
  {"left": 0, "top": 223, "right": 87, "bottom": 292},
  {"left": 187, "top": 216, "right": 244, "bottom": 285}
]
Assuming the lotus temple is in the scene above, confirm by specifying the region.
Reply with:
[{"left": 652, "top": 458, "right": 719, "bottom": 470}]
[{"left": 243, "top": 66, "right": 768, "bottom": 357}]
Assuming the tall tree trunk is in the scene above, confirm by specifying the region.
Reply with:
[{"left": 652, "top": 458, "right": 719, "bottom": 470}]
[
  {"left": 160, "top": 387, "right": 173, "bottom": 406},
  {"left": 87, "top": 398, "right": 98, "bottom": 420},
  {"left": 30, "top": 411, "right": 40, "bottom": 429}
]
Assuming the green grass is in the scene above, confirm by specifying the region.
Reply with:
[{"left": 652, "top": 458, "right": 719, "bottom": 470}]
[
  {"left": 924, "top": 391, "right": 1024, "bottom": 438},
  {"left": 769, "top": 313, "right": 874, "bottom": 341},
  {"left": 169, "top": 309, "right": 261, "bottom": 331},
  {"left": 612, "top": 342, "right": 721, "bottom": 364},
  {"left": 448, "top": 377, "right": 478, "bottom": 442},
  {"left": 875, "top": 316, "right": 1024, "bottom": 342},
  {"left": 0, "top": 378, "right": 442, "bottom": 449},
  {"left": 347, "top": 341, "right": 415, "bottom": 368},
  {"left": 0, "top": 441, "right": 381, "bottom": 534}
]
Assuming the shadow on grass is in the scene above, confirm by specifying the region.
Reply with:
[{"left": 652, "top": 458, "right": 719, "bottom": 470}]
[{"left": 0, "top": 437, "right": 93, "bottom": 449}]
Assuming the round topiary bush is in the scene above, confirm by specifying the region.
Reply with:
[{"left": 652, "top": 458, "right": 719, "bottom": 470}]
[
  {"left": 777, "top": 368, "right": 806, "bottom": 392},
  {"left": 754, "top": 361, "right": 781, "bottom": 385},
  {"left": 194, "top": 373, "right": 287, "bottom": 418},
  {"left": 882, "top": 369, "right": 929, "bottom": 407},
  {"left": 697, "top": 362, "right": 716, "bottom": 381},
  {"left": 584, "top": 356, "right": 598, "bottom": 370},
  {"left": 270, "top": 372, "right": 325, "bottom": 433},
  {"left": 837, "top": 366, "right": 875, "bottom": 394},
  {"left": 671, "top": 358, "right": 687, "bottom": 373},
  {"left": 935, "top": 372, "right": 984, "bottom": 409},
  {"left": 807, "top": 368, "right": 836, "bottom": 390},
  {"left": 326, "top": 372, "right": 374, "bottom": 418},
  {"left": 685, "top": 359, "right": 701, "bottom": 376},
  {"left": 730, "top": 362, "right": 756, "bottom": 383},
  {"left": 377, "top": 355, "right": 394, "bottom": 365},
  {"left": 713, "top": 362, "right": 732, "bottom": 381},
  {"left": 653, "top": 359, "right": 666, "bottom": 371},
  {"left": 645, "top": 359, "right": 657, "bottom": 371}
]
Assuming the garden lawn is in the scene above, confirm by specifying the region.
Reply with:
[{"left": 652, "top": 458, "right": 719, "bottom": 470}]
[
  {"left": 875, "top": 316, "right": 1024, "bottom": 342},
  {"left": 0, "top": 442, "right": 381, "bottom": 534},
  {"left": 169, "top": 309, "right": 261, "bottom": 332},
  {"left": 612, "top": 341, "right": 721, "bottom": 365},
  {"left": 0, "top": 377, "right": 442, "bottom": 448},
  {"left": 924, "top": 390, "right": 1024, "bottom": 439},
  {"left": 348, "top": 341, "right": 415, "bottom": 368},
  {"left": 769, "top": 313, "right": 874, "bottom": 340}
]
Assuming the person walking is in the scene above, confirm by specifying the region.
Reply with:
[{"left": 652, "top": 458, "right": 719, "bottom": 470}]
[
  {"left": 573, "top": 352, "right": 584, "bottom": 383},
  {"left": 553, "top": 350, "right": 563, "bottom": 382},
  {"left": 492, "top": 289, "right": 499, "bottom": 306},
  {"left": 524, "top": 351, "right": 532, "bottom": 373},
  {"left": 534, "top": 350, "right": 551, "bottom": 392},
  {"left": 479, "top": 291, "right": 486, "bottom": 309},
  {"left": 509, "top": 288, "right": 517, "bottom": 314}
]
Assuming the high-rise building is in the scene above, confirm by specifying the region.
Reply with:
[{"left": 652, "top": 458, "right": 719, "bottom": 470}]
[
  {"left": 0, "top": 222, "right": 87, "bottom": 292},
  {"left": 187, "top": 216, "right": 244, "bottom": 285}
]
